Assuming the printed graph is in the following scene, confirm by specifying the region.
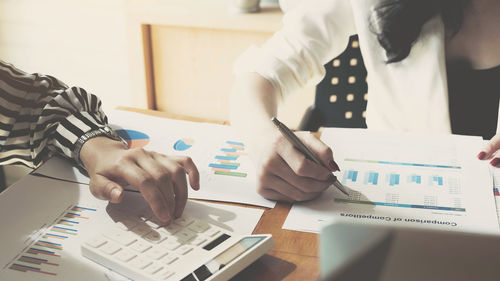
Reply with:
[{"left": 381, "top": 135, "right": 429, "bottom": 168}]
[
  {"left": 173, "top": 138, "right": 194, "bottom": 151},
  {"left": 115, "top": 129, "right": 150, "bottom": 148},
  {"left": 209, "top": 141, "right": 248, "bottom": 178},
  {"left": 337, "top": 158, "right": 464, "bottom": 212},
  {"left": 8, "top": 206, "right": 97, "bottom": 277}
]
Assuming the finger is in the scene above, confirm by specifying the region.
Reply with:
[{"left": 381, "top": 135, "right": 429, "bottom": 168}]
[
  {"left": 152, "top": 155, "right": 189, "bottom": 218},
  {"left": 134, "top": 153, "right": 177, "bottom": 222},
  {"left": 298, "top": 132, "right": 339, "bottom": 171},
  {"left": 479, "top": 134, "right": 500, "bottom": 160},
  {"left": 89, "top": 174, "right": 124, "bottom": 203},
  {"left": 275, "top": 138, "right": 331, "bottom": 181},
  {"left": 167, "top": 155, "right": 200, "bottom": 190},
  {"left": 264, "top": 153, "right": 333, "bottom": 193},
  {"left": 259, "top": 173, "right": 321, "bottom": 202},
  {"left": 112, "top": 159, "right": 173, "bottom": 222}
]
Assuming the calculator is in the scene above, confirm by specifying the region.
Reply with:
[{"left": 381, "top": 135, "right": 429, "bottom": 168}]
[{"left": 81, "top": 206, "right": 273, "bottom": 281}]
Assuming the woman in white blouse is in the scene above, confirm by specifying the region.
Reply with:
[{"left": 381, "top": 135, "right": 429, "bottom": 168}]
[{"left": 230, "top": 0, "right": 500, "bottom": 202}]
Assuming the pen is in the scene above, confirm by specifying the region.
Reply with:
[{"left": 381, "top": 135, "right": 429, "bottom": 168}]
[{"left": 271, "top": 117, "right": 349, "bottom": 196}]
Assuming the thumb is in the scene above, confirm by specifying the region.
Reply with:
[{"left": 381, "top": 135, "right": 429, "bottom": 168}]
[{"left": 89, "top": 174, "right": 124, "bottom": 203}]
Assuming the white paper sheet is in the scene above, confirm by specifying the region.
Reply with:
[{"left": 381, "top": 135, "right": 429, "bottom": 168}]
[
  {"left": 34, "top": 110, "right": 275, "bottom": 208},
  {"left": 283, "top": 128, "right": 500, "bottom": 234},
  {"left": 0, "top": 175, "right": 264, "bottom": 281},
  {"left": 488, "top": 165, "right": 500, "bottom": 222}
]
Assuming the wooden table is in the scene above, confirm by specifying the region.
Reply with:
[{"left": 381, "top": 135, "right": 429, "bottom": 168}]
[{"left": 119, "top": 107, "right": 320, "bottom": 280}]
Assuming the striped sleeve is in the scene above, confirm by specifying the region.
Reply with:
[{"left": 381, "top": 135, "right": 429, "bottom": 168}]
[{"left": 0, "top": 60, "right": 108, "bottom": 168}]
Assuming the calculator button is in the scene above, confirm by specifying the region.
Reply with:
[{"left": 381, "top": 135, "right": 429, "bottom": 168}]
[
  {"left": 100, "top": 242, "right": 121, "bottom": 255},
  {"left": 85, "top": 236, "right": 107, "bottom": 248},
  {"left": 174, "top": 217, "right": 194, "bottom": 227},
  {"left": 103, "top": 228, "right": 137, "bottom": 246},
  {"left": 129, "top": 256, "right": 152, "bottom": 270},
  {"left": 115, "top": 219, "right": 138, "bottom": 230},
  {"left": 190, "top": 237, "right": 207, "bottom": 246},
  {"left": 115, "top": 249, "right": 136, "bottom": 262},
  {"left": 145, "top": 247, "right": 169, "bottom": 260},
  {"left": 175, "top": 229, "right": 196, "bottom": 242},
  {"left": 130, "top": 239, "right": 152, "bottom": 253},
  {"left": 188, "top": 220, "right": 210, "bottom": 233},
  {"left": 176, "top": 245, "right": 193, "bottom": 255},
  {"left": 145, "top": 263, "right": 163, "bottom": 275},
  {"left": 163, "top": 239, "right": 181, "bottom": 250},
  {"left": 144, "top": 219, "right": 162, "bottom": 229},
  {"left": 206, "top": 228, "right": 220, "bottom": 237},
  {"left": 143, "top": 230, "right": 168, "bottom": 244},
  {"left": 147, "top": 216, "right": 168, "bottom": 229},
  {"left": 161, "top": 254, "right": 179, "bottom": 265},
  {"left": 162, "top": 223, "right": 182, "bottom": 235},
  {"left": 157, "top": 269, "right": 175, "bottom": 280},
  {"left": 131, "top": 224, "right": 152, "bottom": 237}
]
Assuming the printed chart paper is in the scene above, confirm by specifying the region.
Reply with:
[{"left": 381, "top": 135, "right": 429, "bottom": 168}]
[
  {"left": 283, "top": 128, "right": 500, "bottom": 234},
  {"left": 34, "top": 110, "right": 275, "bottom": 208},
  {"left": 0, "top": 175, "right": 264, "bottom": 281},
  {"left": 489, "top": 165, "right": 500, "bottom": 222}
]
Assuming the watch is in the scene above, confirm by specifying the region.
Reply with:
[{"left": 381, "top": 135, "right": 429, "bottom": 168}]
[{"left": 73, "top": 125, "right": 128, "bottom": 166}]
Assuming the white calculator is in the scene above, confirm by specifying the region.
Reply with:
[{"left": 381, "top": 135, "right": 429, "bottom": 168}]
[{"left": 81, "top": 206, "right": 273, "bottom": 281}]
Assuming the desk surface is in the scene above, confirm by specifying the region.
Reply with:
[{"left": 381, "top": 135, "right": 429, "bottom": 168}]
[{"left": 118, "top": 107, "right": 319, "bottom": 280}]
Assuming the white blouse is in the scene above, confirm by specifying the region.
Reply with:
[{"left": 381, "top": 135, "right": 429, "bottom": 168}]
[{"left": 235, "top": 0, "right": 454, "bottom": 134}]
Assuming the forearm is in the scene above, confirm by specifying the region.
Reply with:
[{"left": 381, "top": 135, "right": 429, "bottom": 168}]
[
  {"left": 0, "top": 60, "right": 107, "bottom": 168},
  {"left": 229, "top": 72, "right": 279, "bottom": 142}
]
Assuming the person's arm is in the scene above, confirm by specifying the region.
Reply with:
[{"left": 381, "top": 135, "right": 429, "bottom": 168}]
[
  {"left": 230, "top": 0, "right": 355, "bottom": 201},
  {"left": 0, "top": 60, "right": 199, "bottom": 222}
]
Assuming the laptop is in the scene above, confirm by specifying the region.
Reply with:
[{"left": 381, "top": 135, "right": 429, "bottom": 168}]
[{"left": 319, "top": 222, "right": 500, "bottom": 281}]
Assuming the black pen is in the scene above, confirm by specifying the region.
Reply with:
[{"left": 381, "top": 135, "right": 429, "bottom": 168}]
[{"left": 271, "top": 117, "right": 349, "bottom": 196}]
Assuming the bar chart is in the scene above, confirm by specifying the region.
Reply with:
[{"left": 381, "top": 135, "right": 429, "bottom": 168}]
[
  {"left": 208, "top": 141, "right": 248, "bottom": 178},
  {"left": 8, "top": 206, "right": 97, "bottom": 277},
  {"left": 337, "top": 157, "right": 464, "bottom": 212}
]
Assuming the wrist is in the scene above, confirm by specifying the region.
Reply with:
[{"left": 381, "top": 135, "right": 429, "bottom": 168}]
[{"left": 80, "top": 136, "right": 128, "bottom": 173}]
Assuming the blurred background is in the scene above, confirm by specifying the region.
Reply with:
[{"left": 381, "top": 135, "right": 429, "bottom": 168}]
[{"left": 1, "top": 0, "right": 316, "bottom": 187}]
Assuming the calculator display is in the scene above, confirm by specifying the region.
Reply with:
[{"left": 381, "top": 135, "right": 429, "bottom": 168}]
[{"left": 181, "top": 236, "right": 266, "bottom": 281}]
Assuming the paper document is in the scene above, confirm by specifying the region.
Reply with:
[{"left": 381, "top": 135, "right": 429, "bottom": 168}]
[
  {"left": 0, "top": 175, "right": 264, "bottom": 281},
  {"left": 34, "top": 110, "right": 275, "bottom": 208},
  {"left": 488, "top": 166, "right": 500, "bottom": 222},
  {"left": 283, "top": 128, "right": 500, "bottom": 234}
]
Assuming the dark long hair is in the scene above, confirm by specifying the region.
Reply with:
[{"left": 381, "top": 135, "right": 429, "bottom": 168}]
[{"left": 371, "top": 0, "right": 470, "bottom": 63}]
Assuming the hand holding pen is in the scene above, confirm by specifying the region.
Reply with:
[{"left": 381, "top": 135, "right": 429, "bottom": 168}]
[
  {"left": 247, "top": 116, "right": 347, "bottom": 202},
  {"left": 271, "top": 117, "right": 349, "bottom": 196}
]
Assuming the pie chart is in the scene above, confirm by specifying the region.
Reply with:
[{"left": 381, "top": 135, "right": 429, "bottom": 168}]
[
  {"left": 173, "top": 138, "right": 194, "bottom": 151},
  {"left": 115, "top": 129, "right": 150, "bottom": 148}
]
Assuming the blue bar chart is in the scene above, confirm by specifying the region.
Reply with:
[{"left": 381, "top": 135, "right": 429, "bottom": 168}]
[
  {"left": 408, "top": 174, "right": 422, "bottom": 184},
  {"left": 337, "top": 157, "right": 464, "bottom": 212},
  {"left": 343, "top": 170, "right": 358, "bottom": 183},
  {"left": 387, "top": 173, "right": 400, "bottom": 186},
  {"left": 209, "top": 141, "right": 248, "bottom": 178}
]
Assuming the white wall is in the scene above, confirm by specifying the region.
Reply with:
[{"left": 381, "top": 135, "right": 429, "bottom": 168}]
[{"left": 0, "top": 0, "right": 132, "bottom": 113}]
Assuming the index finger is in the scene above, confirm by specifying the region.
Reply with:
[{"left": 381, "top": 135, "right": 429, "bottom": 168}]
[
  {"left": 168, "top": 155, "right": 200, "bottom": 190},
  {"left": 297, "top": 132, "right": 339, "bottom": 171},
  {"left": 479, "top": 134, "right": 500, "bottom": 160},
  {"left": 113, "top": 162, "right": 174, "bottom": 222}
]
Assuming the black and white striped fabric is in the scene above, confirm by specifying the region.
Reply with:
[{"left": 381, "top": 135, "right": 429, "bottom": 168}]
[{"left": 0, "top": 60, "right": 108, "bottom": 168}]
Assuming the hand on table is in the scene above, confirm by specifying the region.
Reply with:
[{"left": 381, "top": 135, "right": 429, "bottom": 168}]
[
  {"left": 80, "top": 137, "right": 200, "bottom": 223},
  {"left": 251, "top": 131, "right": 339, "bottom": 202}
]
